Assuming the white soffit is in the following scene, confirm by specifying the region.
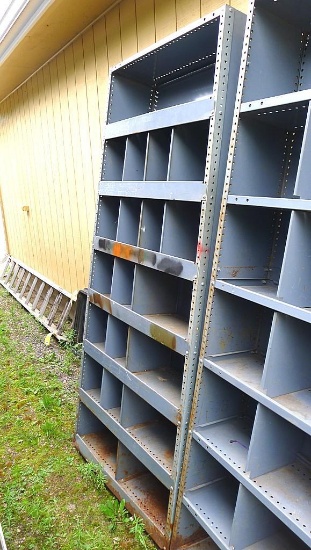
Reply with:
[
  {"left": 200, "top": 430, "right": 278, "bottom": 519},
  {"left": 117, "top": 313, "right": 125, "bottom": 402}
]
[{"left": 0, "top": 0, "right": 55, "bottom": 65}]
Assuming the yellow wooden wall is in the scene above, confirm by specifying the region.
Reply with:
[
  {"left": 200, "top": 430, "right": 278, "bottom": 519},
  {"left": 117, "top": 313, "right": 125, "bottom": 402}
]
[{"left": 0, "top": 0, "right": 248, "bottom": 293}]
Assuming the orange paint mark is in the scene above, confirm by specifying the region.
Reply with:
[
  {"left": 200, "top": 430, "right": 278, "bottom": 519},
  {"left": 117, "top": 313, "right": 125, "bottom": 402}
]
[{"left": 112, "top": 242, "right": 133, "bottom": 261}]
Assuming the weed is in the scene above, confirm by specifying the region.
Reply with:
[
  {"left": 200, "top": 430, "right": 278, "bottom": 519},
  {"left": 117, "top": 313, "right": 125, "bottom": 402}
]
[
  {"left": 100, "top": 498, "right": 128, "bottom": 531},
  {"left": 127, "top": 516, "right": 150, "bottom": 550},
  {"left": 40, "top": 393, "right": 60, "bottom": 411},
  {"left": 100, "top": 500, "right": 150, "bottom": 548},
  {"left": 61, "top": 328, "right": 83, "bottom": 358},
  {"left": 41, "top": 420, "right": 59, "bottom": 438},
  {"left": 78, "top": 461, "right": 108, "bottom": 491}
]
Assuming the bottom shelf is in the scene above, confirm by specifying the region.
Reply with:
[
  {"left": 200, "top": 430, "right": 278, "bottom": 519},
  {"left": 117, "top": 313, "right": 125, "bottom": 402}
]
[
  {"left": 177, "top": 538, "right": 219, "bottom": 550},
  {"left": 77, "top": 431, "right": 117, "bottom": 478},
  {"left": 120, "top": 473, "right": 169, "bottom": 535},
  {"left": 76, "top": 425, "right": 170, "bottom": 549}
]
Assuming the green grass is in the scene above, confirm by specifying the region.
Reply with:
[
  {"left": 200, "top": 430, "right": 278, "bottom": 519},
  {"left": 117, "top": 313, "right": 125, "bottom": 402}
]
[{"left": 0, "top": 288, "right": 156, "bottom": 550}]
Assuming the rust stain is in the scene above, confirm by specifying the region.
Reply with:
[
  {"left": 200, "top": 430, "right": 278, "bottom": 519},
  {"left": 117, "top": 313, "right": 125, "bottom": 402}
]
[
  {"left": 219, "top": 338, "right": 226, "bottom": 351},
  {"left": 175, "top": 409, "right": 182, "bottom": 425},
  {"left": 150, "top": 324, "right": 176, "bottom": 350},
  {"left": 163, "top": 447, "right": 174, "bottom": 461},
  {"left": 231, "top": 268, "right": 240, "bottom": 277},
  {"left": 112, "top": 242, "right": 133, "bottom": 261},
  {"left": 170, "top": 529, "right": 210, "bottom": 550},
  {"left": 89, "top": 291, "right": 112, "bottom": 314},
  {"left": 138, "top": 247, "right": 145, "bottom": 264},
  {"left": 118, "top": 476, "right": 168, "bottom": 548},
  {"left": 218, "top": 327, "right": 234, "bottom": 352}
]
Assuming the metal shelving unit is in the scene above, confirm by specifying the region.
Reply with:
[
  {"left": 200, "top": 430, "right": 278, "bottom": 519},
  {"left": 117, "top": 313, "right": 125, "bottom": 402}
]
[
  {"left": 172, "top": 1, "right": 311, "bottom": 549},
  {"left": 75, "top": 6, "right": 245, "bottom": 549}
]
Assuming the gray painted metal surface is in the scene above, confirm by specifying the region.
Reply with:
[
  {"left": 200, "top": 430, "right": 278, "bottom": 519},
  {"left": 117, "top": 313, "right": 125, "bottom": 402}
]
[
  {"left": 75, "top": 6, "right": 245, "bottom": 549},
  {"left": 172, "top": 0, "right": 311, "bottom": 548}
]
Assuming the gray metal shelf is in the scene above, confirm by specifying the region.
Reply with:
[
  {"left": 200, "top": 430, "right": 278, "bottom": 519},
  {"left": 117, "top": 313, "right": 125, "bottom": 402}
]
[
  {"left": 172, "top": 0, "right": 311, "bottom": 548},
  {"left": 76, "top": 5, "right": 245, "bottom": 549},
  {"left": 84, "top": 339, "right": 182, "bottom": 424}
]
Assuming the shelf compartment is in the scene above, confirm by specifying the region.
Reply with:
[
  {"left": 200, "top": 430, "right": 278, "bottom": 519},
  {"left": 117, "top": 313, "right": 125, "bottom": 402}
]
[
  {"left": 242, "top": 2, "right": 311, "bottom": 102},
  {"left": 262, "top": 313, "right": 311, "bottom": 399},
  {"left": 120, "top": 472, "right": 169, "bottom": 548},
  {"left": 94, "top": 236, "right": 196, "bottom": 281},
  {"left": 84, "top": 337, "right": 182, "bottom": 425},
  {"left": 96, "top": 196, "right": 120, "bottom": 240},
  {"left": 110, "top": 257, "right": 135, "bottom": 305},
  {"left": 116, "top": 198, "right": 142, "bottom": 246},
  {"left": 184, "top": 478, "right": 239, "bottom": 548},
  {"left": 80, "top": 352, "right": 103, "bottom": 393},
  {"left": 246, "top": 405, "right": 311, "bottom": 542},
  {"left": 101, "top": 138, "right": 126, "bottom": 181},
  {"left": 120, "top": 386, "right": 176, "bottom": 475},
  {"left": 168, "top": 121, "right": 209, "bottom": 181},
  {"left": 84, "top": 302, "right": 108, "bottom": 347},
  {"left": 205, "top": 352, "right": 264, "bottom": 395},
  {"left": 278, "top": 211, "right": 311, "bottom": 307},
  {"left": 80, "top": 386, "right": 173, "bottom": 489},
  {"left": 138, "top": 199, "right": 164, "bottom": 251},
  {"left": 161, "top": 201, "right": 201, "bottom": 261},
  {"left": 77, "top": 424, "right": 170, "bottom": 549},
  {"left": 206, "top": 289, "right": 273, "bottom": 357},
  {"left": 170, "top": 503, "right": 217, "bottom": 550},
  {"left": 218, "top": 205, "right": 290, "bottom": 283},
  {"left": 126, "top": 327, "right": 183, "bottom": 421},
  {"left": 115, "top": 442, "right": 146, "bottom": 481},
  {"left": 127, "top": 327, "right": 183, "bottom": 398},
  {"left": 90, "top": 251, "right": 114, "bottom": 295},
  {"left": 107, "top": 16, "right": 219, "bottom": 123},
  {"left": 144, "top": 129, "right": 172, "bottom": 181},
  {"left": 134, "top": 367, "right": 183, "bottom": 418},
  {"left": 87, "top": 291, "right": 189, "bottom": 355},
  {"left": 132, "top": 264, "right": 192, "bottom": 320},
  {"left": 214, "top": 280, "right": 311, "bottom": 325},
  {"left": 156, "top": 64, "right": 215, "bottom": 112},
  {"left": 122, "top": 134, "right": 147, "bottom": 181},
  {"left": 76, "top": 402, "right": 118, "bottom": 477},
  {"left": 230, "top": 108, "right": 307, "bottom": 197},
  {"left": 183, "top": 441, "right": 239, "bottom": 548},
  {"left": 230, "top": 484, "right": 309, "bottom": 550},
  {"left": 205, "top": 349, "right": 311, "bottom": 437},
  {"left": 100, "top": 370, "right": 123, "bottom": 419},
  {"left": 104, "top": 315, "right": 128, "bottom": 359},
  {"left": 126, "top": 324, "right": 173, "bottom": 371},
  {"left": 194, "top": 370, "right": 257, "bottom": 471}
]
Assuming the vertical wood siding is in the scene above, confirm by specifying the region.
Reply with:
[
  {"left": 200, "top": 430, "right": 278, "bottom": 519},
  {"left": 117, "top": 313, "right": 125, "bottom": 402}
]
[{"left": 0, "top": 0, "right": 247, "bottom": 293}]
